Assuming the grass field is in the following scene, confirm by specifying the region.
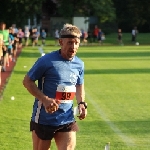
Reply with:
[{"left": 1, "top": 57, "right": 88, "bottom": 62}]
[
  {"left": 22, "top": 32, "right": 150, "bottom": 46},
  {"left": 0, "top": 36, "right": 150, "bottom": 149}
]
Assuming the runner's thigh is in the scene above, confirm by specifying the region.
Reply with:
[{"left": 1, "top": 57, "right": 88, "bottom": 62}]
[
  {"left": 54, "top": 132, "right": 76, "bottom": 150},
  {"left": 32, "top": 131, "right": 51, "bottom": 150}
]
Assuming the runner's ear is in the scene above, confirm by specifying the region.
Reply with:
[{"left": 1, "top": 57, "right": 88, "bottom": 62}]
[{"left": 59, "top": 39, "right": 62, "bottom": 45}]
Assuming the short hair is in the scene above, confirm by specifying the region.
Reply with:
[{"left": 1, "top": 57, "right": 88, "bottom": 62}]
[
  {"left": 60, "top": 23, "right": 81, "bottom": 38},
  {"left": 0, "top": 22, "right": 6, "bottom": 27}
]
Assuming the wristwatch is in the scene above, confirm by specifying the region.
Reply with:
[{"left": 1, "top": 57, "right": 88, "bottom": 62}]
[{"left": 78, "top": 102, "right": 87, "bottom": 109}]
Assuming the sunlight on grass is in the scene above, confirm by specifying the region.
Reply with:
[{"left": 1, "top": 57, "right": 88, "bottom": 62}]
[{"left": 0, "top": 43, "right": 150, "bottom": 149}]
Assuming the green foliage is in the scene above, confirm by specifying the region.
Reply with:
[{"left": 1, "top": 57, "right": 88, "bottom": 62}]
[
  {"left": 0, "top": 0, "right": 150, "bottom": 32},
  {"left": 127, "top": 0, "right": 150, "bottom": 25},
  {"left": 113, "top": 0, "right": 150, "bottom": 31},
  {"left": 56, "top": 0, "right": 116, "bottom": 23},
  {"left": 0, "top": 0, "right": 44, "bottom": 27},
  {"left": 89, "top": 0, "right": 116, "bottom": 22}
]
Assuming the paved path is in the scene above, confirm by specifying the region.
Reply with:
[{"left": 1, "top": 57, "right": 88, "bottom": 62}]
[{"left": 0, "top": 48, "right": 22, "bottom": 98}]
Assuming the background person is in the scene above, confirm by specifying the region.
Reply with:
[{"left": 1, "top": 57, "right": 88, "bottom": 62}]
[
  {"left": 8, "top": 27, "right": 14, "bottom": 63},
  {"left": 31, "top": 28, "right": 40, "bottom": 46},
  {"left": 11, "top": 28, "right": 19, "bottom": 62},
  {"left": 131, "top": 26, "right": 138, "bottom": 42},
  {"left": 54, "top": 29, "right": 59, "bottom": 46},
  {"left": 118, "top": 28, "right": 123, "bottom": 45},
  {"left": 80, "top": 28, "right": 84, "bottom": 43},
  {"left": 0, "top": 32, "right": 3, "bottom": 85},
  {"left": 80, "top": 29, "right": 88, "bottom": 45},
  {"left": 17, "top": 28, "right": 24, "bottom": 48},
  {"left": 24, "top": 26, "right": 30, "bottom": 46},
  {"left": 82, "top": 30, "right": 88, "bottom": 45},
  {"left": 0, "top": 22, "right": 9, "bottom": 72},
  {"left": 41, "top": 29, "right": 47, "bottom": 46},
  {"left": 87, "top": 29, "right": 92, "bottom": 43},
  {"left": 97, "top": 28, "right": 103, "bottom": 45},
  {"left": 23, "top": 23, "right": 87, "bottom": 150},
  {"left": 93, "top": 25, "right": 99, "bottom": 42},
  {"left": 12, "top": 24, "right": 18, "bottom": 34}
]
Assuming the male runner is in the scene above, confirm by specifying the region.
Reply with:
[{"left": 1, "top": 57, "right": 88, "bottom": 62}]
[{"left": 23, "top": 23, "right": 87, "bottom": 150}]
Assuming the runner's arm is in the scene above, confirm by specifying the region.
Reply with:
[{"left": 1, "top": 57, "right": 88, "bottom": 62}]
[
  {"left": 76, "top": 84, "right": 85, "bottom": 104},
  {"left": 23, "top": 75, "right": 59, "bottom": 113},
  {"left": 23, "top": 74, "right": 46, "bottom": 101},
  {"left": 76, "top": 84, "right": 87, "bottom": 120}
]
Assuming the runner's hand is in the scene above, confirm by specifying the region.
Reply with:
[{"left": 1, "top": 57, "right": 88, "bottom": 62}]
[
  {"left": 78, "top": 103, "right": 87, "bottom": 120},
  {"left": 42, "top": 96, "right": 60, "bottom": 114}
]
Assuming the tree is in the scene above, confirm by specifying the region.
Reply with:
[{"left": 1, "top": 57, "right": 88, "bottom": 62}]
[
  {"left": 55, "top": 0, "right": 116, "bottom": 23},
  {"left": 0, "top": 0, "right": 116, "bottom": 29},
  {"left": 0, "top": 0, "right": 44, "bottom": 27},
  {"left": 113, "top": 0, "right": 150, "bottom": 32}
]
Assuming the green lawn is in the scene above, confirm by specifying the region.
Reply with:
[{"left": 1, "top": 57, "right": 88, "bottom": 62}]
[
  {"left": 101, "top": 33, "right": 150, "bottom": 45},
  {"left": 0, "top": 41, "right": 150, "bottom": 149}
]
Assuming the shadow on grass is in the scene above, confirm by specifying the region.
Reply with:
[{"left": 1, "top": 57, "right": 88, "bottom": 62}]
[
  {"left": 21, "top": 50, "right": 150, "bottom": 59},
  {"left": 113, "top": 120, "right": 150, "bottom": 134},
  {"left": 80, "top": 119, "right": 150, "bottom": 134},
  {"left": 14, "top": 70, "right": 28, "bottom": 74},
  {"left": 85, "top": 68, "right": 150, "bottom": 74},
  {"left": 20, "top": 51, "right": 41, "bottom": 58},
  {"left": 78, "top": 51, "right": 150, "bottom": 58},
  {"left": 14, "top": 68, "right": 150, "bottom": 75}
]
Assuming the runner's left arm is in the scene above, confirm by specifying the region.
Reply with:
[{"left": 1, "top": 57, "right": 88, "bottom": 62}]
[{"left": 76, "top": 84, "right": 87, "bottom": 120}]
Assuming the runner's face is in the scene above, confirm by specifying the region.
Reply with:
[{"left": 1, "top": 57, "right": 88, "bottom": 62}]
[
  {"left": 0, "top": 24, "right": 6, "bottom": 30},
  {"left": 59, "top": 38, "right": 80, "bottom": 60}
]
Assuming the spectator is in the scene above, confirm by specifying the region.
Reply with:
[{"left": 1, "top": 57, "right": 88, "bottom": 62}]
[
  {"left": 0, "top": 22, "right": 9, "bottom": 72},
  {"left": 31, "top": 28, "right": 35, "bottom": 46},
  {"left": 31, "top": 28, "right": 40, "bottom": 46},
  {"left": 24, "top": 26, "right": 30, "bottom": 46},
  {"left": 11, "top": 28, "right": 19, "bottom": 62},
  {"left": 87, "top": 29, "right": 92, "bottom": 43},
  {"left": 0, "top": 28, "right": 3, "bottom": 85},
  {"left": 80, "top": 29, "right": 88, "bottom": 45},
  {"left": 12, "top": 24, "right": 18, "bottom": 34},
  {"left": 8, "top": 27, "right": 14, "bottom": 64},
  {"left": 41, "top": 29, "right": 47, "bottom": 46},
  {"left": 54, "top": 29, "right": 59, "bottom": 46},
  {"left": 83, "top": 30, "right": 88, "bottom": 45},
  {"left": 93, "top": 25, "right": 99, "bottom": 42},
  {"left": 17, "top": 28, "right": 24, "bottom": 48},
  {"left": 80, "top": 29, "right": 84, "bottom": 42},
  {"left": 97, "top": 28, "right": 103, "bottom": 45},
  {"left": 118, "top": 28, "right": 123, "bottom": 45},
  {"left": 131, "top": 26, "right": 138, "bottom": 42}
]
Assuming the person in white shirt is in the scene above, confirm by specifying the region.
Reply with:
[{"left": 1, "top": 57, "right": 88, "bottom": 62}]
[
  {"left": 55, "top": 29, "right": 59, "bottom": 46},
  {"left": 24, "top": 27, "right": 30, "bottom": 46},
  {"left": 131, "top": 26, "right": 138, "bottom": 42}
]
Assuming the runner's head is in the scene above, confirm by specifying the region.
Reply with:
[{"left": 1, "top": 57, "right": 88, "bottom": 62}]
[
  {"left": 59, "top": 24, "right": 81, "bottom": 61},
  {"left": 59, "top": 23, "right": 81, "bottom": 39},
  {"left": 0, "top": 22, "right": 6, "bottom": 30}
]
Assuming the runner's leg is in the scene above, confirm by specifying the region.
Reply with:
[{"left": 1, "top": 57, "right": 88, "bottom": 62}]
[
  {"left": 32, "top": 130, "right": 51, "bottom": 150},
  {"left": 54, "top": 132, "right": 76, "bottom": 150}
]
